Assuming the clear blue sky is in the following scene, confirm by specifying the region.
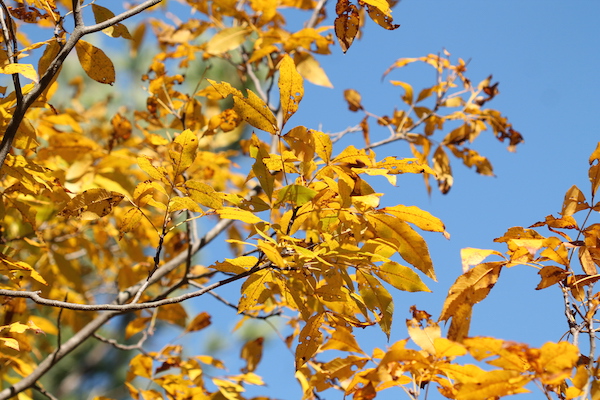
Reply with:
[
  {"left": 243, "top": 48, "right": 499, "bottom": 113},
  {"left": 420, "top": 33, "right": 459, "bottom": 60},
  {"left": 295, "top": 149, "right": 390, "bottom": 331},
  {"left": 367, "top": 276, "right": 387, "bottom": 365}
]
[{"left": 38, "top": 1, "right": 600, "bottom": 399}]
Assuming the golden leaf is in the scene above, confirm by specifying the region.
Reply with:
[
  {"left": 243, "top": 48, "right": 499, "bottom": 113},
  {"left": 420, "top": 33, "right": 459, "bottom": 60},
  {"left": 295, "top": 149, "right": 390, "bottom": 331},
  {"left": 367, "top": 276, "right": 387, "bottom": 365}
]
[
  {"left": 137, "top": 156, "right": 170, "bottom": 184},
  {"left": 118, "top": 207, "right": 144, "bottom": 240},
  {"left": 278, "top": 55, "right": 304, "bottom": 126},
  {"left": 241, "top": 337, "right": 264, "bottom": 373},
  {"left": 213, "top": 256, "right": 258, "bottom": 274},
  {"left": 59, "top": 188, "right": 124, "bottom": 220},
  {"left": 373, "top": 261, "right": 431, "bottom": 292},
  {"left": 169, "top": 129, "right": 198, "bottom": 176},
  {"left": 390, "top": 81, "right": 413, "bottom": 105},
  {"left": 185, "top": 180, "right": 223, "bottom": 209},
  {"left": 383, "top": 204, "right": 446, "bottom": 233},
  {"left": 91, "top": 4, "right": 132, "bottom": 39},
  {"left": 0, "top": 63, "right": 38, "bottom": 83},
  {"left": 296, "top": 312, "right": 325, "bottom": 369},
  {"left": 343, "top": 89, "right": 363, "bottom": 112},
  {"left": 184, "top": 312, "right": 211, "bottom": 333},
  {"left": 75, "top": 40, "right": 115, "bottom": 85},
  {"left": 217, "top": 207, "right": 265, "bottom": 224},
  {"left": 459, "top": 248, "right": 504, "bottom": 273},
  {"left": 129, "top": 354, "right": 153, "bottom": 379},
  {"left": 406, "top": 317, "right": 440, "bottom": 354},
  {"left": 366, "top": 213, "right": 435, "bottom": 280},
  {"left": 294, "top": 52, "right": 333, "bottom": 88},
  {"left": 440, "top": 262, "right": 503, "bottom": 331},
  {"left": 357, "top": 270, "right": 393, "bottom": 338},
  {"left": 168, "top": 196, "right": 202, "bottom": 213},
  {"left": 205, "top": 26, "right": 248, "bottom": 55}
]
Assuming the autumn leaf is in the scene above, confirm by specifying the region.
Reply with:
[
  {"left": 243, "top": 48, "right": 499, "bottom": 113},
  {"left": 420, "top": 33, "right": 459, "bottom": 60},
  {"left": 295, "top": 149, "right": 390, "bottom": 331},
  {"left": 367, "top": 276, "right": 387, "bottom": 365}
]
[
  {"left": 208, "top": 79, "right": 279, "bottom": 134},
  {"left": 59, "top": 188, "right": 124, "bottom": 220},
  {"left": 0, "top": 63, "right": 38, "bottom": 83},
  {"left": 75, "top": 40, "right": 115, "bottom": 85},
  {"left": 296, "top": 312, "right": 325, "bottom": 369},
  {"left": 334, "top": 4, "right": 360, "bottom": 53},
  {"left": 278, "top": 55, "right": 304, "bottom": 126},
  {"left": 169, "top": 129, "right": 198, "bottom": 176},
  {"left": 205, "top": 26, "right": 248, "bottom": 55},
  {"left": 91, "top": 4, "right": 132, "bottom": 39}
]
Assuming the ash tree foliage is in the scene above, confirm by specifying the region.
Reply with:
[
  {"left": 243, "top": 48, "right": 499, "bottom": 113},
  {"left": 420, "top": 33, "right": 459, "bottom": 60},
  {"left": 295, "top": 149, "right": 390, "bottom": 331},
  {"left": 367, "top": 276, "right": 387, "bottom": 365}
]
[{"left": 0, "top": 0, "right": 599, "bottom": 400}]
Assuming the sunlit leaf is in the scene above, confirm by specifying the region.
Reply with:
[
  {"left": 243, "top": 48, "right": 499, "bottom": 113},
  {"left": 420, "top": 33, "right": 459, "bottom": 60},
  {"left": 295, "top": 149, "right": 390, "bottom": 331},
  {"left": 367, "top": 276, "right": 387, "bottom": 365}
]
[
  {"left": 296, "top": 312, "right": 325, "bottom": 369},
  {"left": 59, "top": 188, "right": 124, "bottom": 220},
  {"left": 75, "top": 40, "right": 115, "bottom": 85},
  {"left": 278, "top": 55, "right": 304, "bottom": 125}
]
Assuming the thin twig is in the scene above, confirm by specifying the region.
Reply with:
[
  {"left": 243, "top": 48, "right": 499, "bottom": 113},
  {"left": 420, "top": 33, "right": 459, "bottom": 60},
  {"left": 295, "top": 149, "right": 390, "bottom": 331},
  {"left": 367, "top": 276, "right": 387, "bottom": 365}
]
[
  {"left": 32, "top": 384, "right": 59, "bottom": 400},
  {"left": 93, "top": 332, "right": 150, "bottom": 354}
]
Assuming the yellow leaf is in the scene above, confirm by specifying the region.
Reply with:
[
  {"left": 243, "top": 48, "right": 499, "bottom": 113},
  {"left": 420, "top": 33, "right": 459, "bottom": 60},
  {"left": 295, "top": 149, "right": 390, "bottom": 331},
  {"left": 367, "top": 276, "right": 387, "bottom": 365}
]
[
  {"left": 14, "top": 118, "right": 39, "bottom": 150},
  {"left": 234, "top": 90, "right": 279, "bottom": 134},
  {"left": 313, "top": 130, "right": 332, "bottom": 163},
  {"left": 118, "top": 207, "right": 144, "bottom": 240},
  {"left": 590, "top": 163, "right": 600, "bottom": 197},
  {"left": 537, "top": 342, "right": 579, "bottom": 384},
  {"left": 216, "top": 207, "right": 265, "bottom": 224},
  {"left": 589, "top": 142, "right": 600, "bottom": 164},
  {"left": 278, "top": 55, "right": 304, "bottom": 126},
  {"left": 383, "top": 204, "right": 446, "bottom": 233},
  {"left": 296, "top": 312, "right": 325, "bottom": 369},
  {"left": 0, "top": 337, "right": 19, "bottom": 351},
  {"left": 0, "top": 63, "right": 38, "bottom": 82},
  {"left": 75, "top": 40, "right": 115, "bottom": 85},
  {"left": 440, "top": 262, "right": 504, "bottom": 325},
  {"left": 390, "top": 81, "right": 413, "bottom": 105},
  {"left": 434, "top": 338, "right": 467, "bottom": 358},
  {"left": 239, "top": 269, "right": 275, "bottom": 312},
  {"left": 91, "top": 4, "right": 132, "bottom": 39},
  {"left": 185, "top": 180, "right": 223, "bottom": 209},
  {"left": 406, "top": 317, "right": 440, "bottom": 354},
  {"left": 374, "top": 261, "right": 431, "bottom": 292},
  {"left": 357, "top": 271, "right": 393, "bottom": 338},
  {"left": 364, "top": 2, "right": 400, "bottom": 30},
  {"left": 137, "top": 156, "right": 170, "bottom": 184},
  {"left": 294, "top": 52, "right": 333, "bottom": 88},
  {"left": 366, "top": 214, "right": 435, "bottom": 279},
  {"left": 257, "top": 240, "right": 285, "bottom": 269},
  {"left": 168, "top": 196, "right": 202, "bottom": 213},
  {"left": 214, "top": 256, "right": 258, "bottom": 274},
  {"left": 208, "top": 79, "right": 278, "bottom": 134},
  {"left": 205, "top": 26, "right": 248, "bottom": 55},
  {"left": 169, "top": 129, "right": 198, "bottom": 176},
  {"left": 129, "top": 354, "right": 153, "bottom": 379},
  {"left": 536, "top": 265, "right": 569, "bottom": 290},
  {"left": 125, "top": 317, "right": 150, "bottom": 339},
  {"left": 59, "top": 188, "right": 124, "bottom": 220},
  {"left": 459, "top": 248, "right": 504, "bottom": 273}
]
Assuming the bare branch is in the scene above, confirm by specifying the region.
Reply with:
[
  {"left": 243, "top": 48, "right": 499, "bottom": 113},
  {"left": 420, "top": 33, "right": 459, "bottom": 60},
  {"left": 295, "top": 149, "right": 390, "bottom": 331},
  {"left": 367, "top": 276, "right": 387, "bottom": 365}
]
[{"left": 93, "top": 332, "right": 150, "bottom": 354}]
